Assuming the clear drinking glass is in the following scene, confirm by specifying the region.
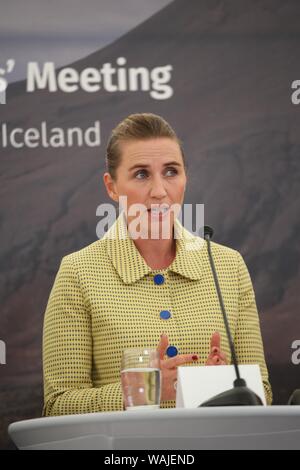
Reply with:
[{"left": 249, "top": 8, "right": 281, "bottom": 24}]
[{"left": 121, "top": 348, "right": 161, "bottom": 410}]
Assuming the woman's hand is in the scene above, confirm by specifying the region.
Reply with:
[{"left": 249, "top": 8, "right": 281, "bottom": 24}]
[
  {"left": 157, "top": 331, "right": 228, "bottom": 402},
  {"left": 157, "top": 334, "right": 198, "bottom": 402},
  {"left": 205, "top": 331, "right": 228, "bottom": 365}
]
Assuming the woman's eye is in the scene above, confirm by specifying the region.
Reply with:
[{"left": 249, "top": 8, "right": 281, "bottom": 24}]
[
  {"left": 134, "top": 168, "right": 178, "bottom": 179},
  {"left": 165, "top": 168, "right": 178, "bottom": 177},
  {"left": 135, "top": 169, "right": 148, "bottom": 179}
]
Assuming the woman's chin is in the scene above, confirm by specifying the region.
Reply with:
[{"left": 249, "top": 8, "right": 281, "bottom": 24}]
[{"left": 146, "top": 218, "right": 174, "bottom": 240}]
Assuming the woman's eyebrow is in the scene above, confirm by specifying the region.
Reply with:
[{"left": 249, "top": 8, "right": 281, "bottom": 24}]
[{"left": 128, "top": 161, "right": 182, "bottom": 172}]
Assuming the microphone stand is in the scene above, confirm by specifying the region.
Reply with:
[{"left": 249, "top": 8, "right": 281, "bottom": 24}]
[
  {"left": 199, "top": 226, "right": 263, "bottom": 407},
  {"left": 288, "top": 390, "right": 300, "bottom": 405}
]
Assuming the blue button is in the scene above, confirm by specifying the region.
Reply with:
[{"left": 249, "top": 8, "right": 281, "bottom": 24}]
[
  {"left": 160, "top": 310, "right": 171, "bottom": 320},
  {"left": 153, "top": 274, "right": 165, "bottom": 285},
  {"left": 166, "top": 345, "right": 178, "bottom": 358}
]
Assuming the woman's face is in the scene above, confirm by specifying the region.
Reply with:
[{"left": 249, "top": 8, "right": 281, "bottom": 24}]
[{"left": 104, "top": 137, "right": 187, "bottom": 239}]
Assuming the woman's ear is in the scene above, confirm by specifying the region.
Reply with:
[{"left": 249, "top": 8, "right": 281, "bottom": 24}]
[{"left": 103, "top": 172, "right": 119, "bottom": 203}]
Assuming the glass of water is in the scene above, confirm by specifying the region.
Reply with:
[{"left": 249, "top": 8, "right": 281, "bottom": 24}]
[{"left": 121, "top": 347, "right": 161, "bottom": 410}]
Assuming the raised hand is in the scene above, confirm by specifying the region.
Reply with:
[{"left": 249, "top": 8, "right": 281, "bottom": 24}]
[
  {"left": 157, "top": 334, "right": 198, "bottom": 401},
  {"left": 206, "top": 331, "right": 228, "bottom": 365}
]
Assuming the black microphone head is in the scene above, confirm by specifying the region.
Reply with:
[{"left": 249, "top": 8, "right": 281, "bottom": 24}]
[
  {"left": 200, "top": 385, "right": 263, "bottom": 407},
  {"left": 204, "top": 225, "right": 214, "bottom": 239}
]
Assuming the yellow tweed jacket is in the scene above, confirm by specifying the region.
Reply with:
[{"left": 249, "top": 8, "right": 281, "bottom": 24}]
[{"left": 43, "top": 213, "right": 272, "bottom": 415}]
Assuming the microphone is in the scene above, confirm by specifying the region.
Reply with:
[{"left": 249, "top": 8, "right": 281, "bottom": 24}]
[{"left": 199, "top": 225, "right": 263, "bottom": 406}]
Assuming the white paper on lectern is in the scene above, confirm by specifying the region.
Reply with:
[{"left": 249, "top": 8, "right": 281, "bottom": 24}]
[{"left": 176, "top": 364, "right": 266, "bottom": 407}]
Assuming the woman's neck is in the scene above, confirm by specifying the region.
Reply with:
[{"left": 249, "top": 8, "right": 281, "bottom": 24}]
[{"left": 133, "top": 236, "right": 177, "bottom": 270}]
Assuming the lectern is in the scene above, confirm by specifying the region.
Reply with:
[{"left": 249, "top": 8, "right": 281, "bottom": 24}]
[{"left": 8, "top": 406, "right": 300, "bottom": 450}]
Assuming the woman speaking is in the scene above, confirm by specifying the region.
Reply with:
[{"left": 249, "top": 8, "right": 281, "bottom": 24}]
[{"left": 43, "top": 113, "right": 272, "bottom": 415}]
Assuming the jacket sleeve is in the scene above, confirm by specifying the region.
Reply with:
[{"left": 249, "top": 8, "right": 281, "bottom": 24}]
[
  {"left": 234, "top": 252, "right": 273, "bottom": 405},
  {"left": 42, "top": 255, "right": 123, "bottom": 416}
]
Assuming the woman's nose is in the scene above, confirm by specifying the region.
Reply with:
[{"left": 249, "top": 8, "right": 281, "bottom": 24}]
[{"left": 150, "top": 178, "right": 167, "bottom": 199}]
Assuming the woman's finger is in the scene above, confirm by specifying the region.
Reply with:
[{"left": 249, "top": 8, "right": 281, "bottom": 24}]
[
  {"left": 206, "top": 353, "right": 227, "bottom": 365},
  {"left": 206, "top": 356, "right": 218, "bottom": 365},
  {"left": 156, "top": 333, "right": 169, "bottom": 360},
  {"left": 219, "top": 353, "right": 227, "bottom": 364},
  {"left": 162, "top": 353, "right": 198, "bottom": 369},
  {"left": 212, "top": 355, "right": 222, "bottom": 365},
  {"left": 210, "top": 331, "right": 221, "bottom": 352}
]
